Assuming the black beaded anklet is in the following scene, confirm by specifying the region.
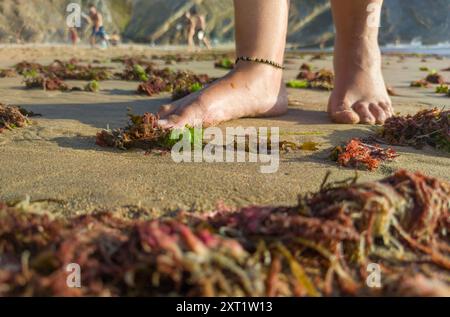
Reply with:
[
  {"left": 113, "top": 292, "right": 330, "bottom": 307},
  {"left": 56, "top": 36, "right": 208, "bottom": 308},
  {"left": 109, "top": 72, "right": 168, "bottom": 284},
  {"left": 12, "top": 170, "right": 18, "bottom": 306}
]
[{"left": 235, "top": 56, "right": 285, "bottom": 70}]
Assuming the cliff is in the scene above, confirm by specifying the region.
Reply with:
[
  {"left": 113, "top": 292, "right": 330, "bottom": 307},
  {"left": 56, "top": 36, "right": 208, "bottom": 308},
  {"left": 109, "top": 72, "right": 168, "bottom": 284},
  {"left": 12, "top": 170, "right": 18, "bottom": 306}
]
[{"left": 0, "top": 0, "right": 448, "bottom": 46}]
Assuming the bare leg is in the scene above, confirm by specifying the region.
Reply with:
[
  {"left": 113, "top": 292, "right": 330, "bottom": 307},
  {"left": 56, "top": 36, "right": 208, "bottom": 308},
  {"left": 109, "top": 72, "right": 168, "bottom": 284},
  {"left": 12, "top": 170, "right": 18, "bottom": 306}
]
[
  {"left": 328, "top": 0, "right": 393, "bottom": 124},
  {"left": 159, "top": 0, "right": 289, "bottom": 128},
  {"left": 187, "top": 25, "right": 195, "bottom": 49},
  {"left": 202, "top": 36, "right": 212, "bottom": 50},
  {"left": 90, "top": 35, "right": 96, "bottom": 48}
]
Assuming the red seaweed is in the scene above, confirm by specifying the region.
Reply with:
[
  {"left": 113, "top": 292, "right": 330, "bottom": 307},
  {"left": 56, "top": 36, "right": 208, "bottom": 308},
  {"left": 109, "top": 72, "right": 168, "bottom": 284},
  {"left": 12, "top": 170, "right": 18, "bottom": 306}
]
[
  {"left": 0, "top": 171, "right": 448, "bottom": 296},
  {"left": 379, "top": 108, "right": 450, "bottom": 152},
  {"left": 331, "top": 139, "right": 398, "bottom": 171}
]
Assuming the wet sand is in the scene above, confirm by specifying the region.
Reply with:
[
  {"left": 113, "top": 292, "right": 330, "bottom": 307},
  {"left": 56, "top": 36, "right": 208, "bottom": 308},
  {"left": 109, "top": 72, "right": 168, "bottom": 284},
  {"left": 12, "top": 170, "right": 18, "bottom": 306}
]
[{"left": 0, "top": 45, "right": 449, "bottom": 216}]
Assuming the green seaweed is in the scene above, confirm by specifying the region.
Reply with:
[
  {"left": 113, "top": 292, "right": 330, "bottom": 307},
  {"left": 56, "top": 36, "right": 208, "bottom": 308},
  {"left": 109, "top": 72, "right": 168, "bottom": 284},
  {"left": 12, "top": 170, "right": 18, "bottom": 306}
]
[{"left": 286, "top": 80, "right": 310, "bottom": 89}]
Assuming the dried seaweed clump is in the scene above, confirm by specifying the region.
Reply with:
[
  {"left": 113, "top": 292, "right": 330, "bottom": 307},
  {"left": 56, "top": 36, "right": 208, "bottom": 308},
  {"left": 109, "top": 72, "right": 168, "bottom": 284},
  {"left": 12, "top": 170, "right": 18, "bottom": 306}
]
[
  {"left": 204, "top": 170, "right": 450, "bottom": 296},
  {"left": 118, "top": 62, "right": 211, "bottom": 98},
  {"left": 0, "top": 104, "right": 30, "bottom": 133},
  {"left": 435, "top": 84, "right": 449, "bottom": 97},
  {"left": 172, "top": 81, "right": 204, "bottom": 100},
  {"left": 96, "top": 112, "right": 174, "bottom": 151},
  {"left": 46, "top": 60, "right": 111, "bottom": 81},
  {"left": 330, "top": 139, "right": 398, "bottom": 171},
  {"left": 410, "top": 79, "right": 430, "bottom": 88},
  {"left": 0, "top": 208, "right": 260, "bottom": 296},
  {"left": 16, "top": 59, "right": 111, "bottom": 81},
  {"left": 379, "top": 108, "right": 450, "bottom": 153},
  {"left": 425, "top": 72, "right": 446, "bottom": 85},
  {"left": 0, "top": 171, "right": 448, "bottom": 297},
  {"left": 288, "top": 69, "right": 334, "bottom": 91},
  {"left": 137, "top": 76, "right": 170, "bottom": 96},
  {"left": 23, "top": 72, "right": 69, "bottom": 92},
  {"left": 411, "top": 71, "right": 447, "bottom": 87},
  {"left": 84, "top": 80, "right": 100, "bottom": 93},
  {"left": 0, "top": 69, "right": 17, "bottom": 78}
]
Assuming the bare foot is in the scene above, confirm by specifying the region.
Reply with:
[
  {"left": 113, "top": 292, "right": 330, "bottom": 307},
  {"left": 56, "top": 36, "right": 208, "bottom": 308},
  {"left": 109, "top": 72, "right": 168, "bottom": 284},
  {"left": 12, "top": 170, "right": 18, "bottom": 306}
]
[
  {"left": 158, "top": 62, "right": 288, "bottom": 128},
  {"left": 328, "top": 36, "right": 393, "bottom": 124}
]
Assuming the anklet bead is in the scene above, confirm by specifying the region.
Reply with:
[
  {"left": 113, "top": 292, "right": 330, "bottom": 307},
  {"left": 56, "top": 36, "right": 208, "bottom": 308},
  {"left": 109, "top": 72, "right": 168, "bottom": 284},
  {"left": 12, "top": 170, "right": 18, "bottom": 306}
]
[{"left": 235, "top": 56, "right": 285, "bottom": 70}]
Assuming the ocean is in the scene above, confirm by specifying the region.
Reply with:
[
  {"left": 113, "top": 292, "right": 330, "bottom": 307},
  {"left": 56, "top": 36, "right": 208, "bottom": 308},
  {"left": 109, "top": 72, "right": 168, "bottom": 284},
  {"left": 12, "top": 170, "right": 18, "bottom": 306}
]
[{"left": 382, "top": 42, "right": 450, "bottom": 56}]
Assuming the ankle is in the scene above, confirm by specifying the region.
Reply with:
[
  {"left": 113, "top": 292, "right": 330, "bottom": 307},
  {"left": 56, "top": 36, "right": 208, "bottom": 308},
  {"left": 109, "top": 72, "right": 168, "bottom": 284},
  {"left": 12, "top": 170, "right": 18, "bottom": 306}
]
[{"left": 234, "top": 59, "right": 283, "bottom": 75}]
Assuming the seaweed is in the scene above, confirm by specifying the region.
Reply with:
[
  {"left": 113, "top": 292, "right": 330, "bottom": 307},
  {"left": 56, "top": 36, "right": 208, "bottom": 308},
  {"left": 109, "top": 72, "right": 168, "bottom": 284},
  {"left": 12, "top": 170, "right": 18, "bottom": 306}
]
[
  {"left": 137, "top": 76, "right": 171, "bottom": 97},
  {"left": 117, "top": 64, "right": 151, "bottom": 82},
  {"left": 113, "top": 56, "right": 155, "bottom": 69},
  {"left": 214, "top": 58, "right": 235, "bottom": 70},
  {"left": 0, "top": 69, "right": 17, "bottom": 78},
  {"left": 379, "top": 108, "right": 450, "bottom": 153},
  {"left": 84, "top": 80, "right": 100, "bottom": 93},
  {"left": 291, "top": 69, "right": 334, "bottom": 91},
  {"left": 300, "top": 63, "right": 312, "bottom": 71},
  {"left": 23, "top": 74, "right": 69, "bottom": 92},
  {"left": 96, "top": 111, "right": 174, "bottom": 151},
  {"left": 412, "top": 71, "right": 447, "bottom": 87},
  {"left": 330, "top": 139, "right": 398, "bottom": 171},
  {"left": 115, "top": 62, "right": 211, "bottom": 100},
  {"left": 410, "top": 79, "right": 431, "bottom": 88},
  {"left": 96, "top": 111, "right": 318, "bottom": 154},
  {"left": 0, "top": 104, "right": 30, "bottom": 133},
  {"left": 435, "top": 84, "right": 449, "bottom": 94},
  {"left": 15, "top": 61, "right": 45, "bottom": 75},
  {"left": 16, "top": 59, "right": 111, "bottom": 81},
  {"left": 0, "top": 170, "right": 448, "bottom": 296},
  {"left": 425, "top": 71, "right": 446, "bottom": 85},
  {"left": 172, "top": 82, "right": 204, "bottom": 100},
  {"left": 46, "top": 60, "right": 111, "bottom": 81},
  {"left": 286, "top": 80, "right": 310, "bottom": 89}
]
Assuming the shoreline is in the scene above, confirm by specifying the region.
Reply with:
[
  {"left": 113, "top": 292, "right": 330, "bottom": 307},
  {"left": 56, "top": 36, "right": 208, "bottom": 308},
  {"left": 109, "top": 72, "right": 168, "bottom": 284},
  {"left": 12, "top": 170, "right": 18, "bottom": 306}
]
[{"left": 0, "top": 42, "right": 449, "bottom": 56}]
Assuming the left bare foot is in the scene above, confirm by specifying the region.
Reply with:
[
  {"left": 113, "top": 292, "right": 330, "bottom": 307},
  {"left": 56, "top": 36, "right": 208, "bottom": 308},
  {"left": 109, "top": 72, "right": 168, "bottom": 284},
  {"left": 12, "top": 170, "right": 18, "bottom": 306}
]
[{"left": 158, "top": 62, "right": 288, "bottom": 128}]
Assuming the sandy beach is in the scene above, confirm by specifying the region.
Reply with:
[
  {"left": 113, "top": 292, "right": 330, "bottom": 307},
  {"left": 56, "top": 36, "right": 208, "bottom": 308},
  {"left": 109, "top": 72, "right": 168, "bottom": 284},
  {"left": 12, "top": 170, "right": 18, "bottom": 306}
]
[{"left": 0, "top": 45, "right": 449, "bottom": 216}]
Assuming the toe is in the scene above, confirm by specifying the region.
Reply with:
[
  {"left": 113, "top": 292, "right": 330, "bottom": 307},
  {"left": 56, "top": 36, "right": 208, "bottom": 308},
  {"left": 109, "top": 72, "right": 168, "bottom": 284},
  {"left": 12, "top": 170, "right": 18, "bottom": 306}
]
[
  {"left": 353, "top": 103, "right": 376, "bottom": 125},
  {"left": 369, "top": 103, "right": 386, "bottom": 124},
  {"left": 158, "top": 104, "right": 178, "bottom": 117},
  {"left": 329, "top": 101, "right": 360, "bottom": 124},
  {"left": 378, "top": 102, "right": 393, "bottom": 119},
  {"left": 167, "top": 106, "right": 203, "bottom": 129}
]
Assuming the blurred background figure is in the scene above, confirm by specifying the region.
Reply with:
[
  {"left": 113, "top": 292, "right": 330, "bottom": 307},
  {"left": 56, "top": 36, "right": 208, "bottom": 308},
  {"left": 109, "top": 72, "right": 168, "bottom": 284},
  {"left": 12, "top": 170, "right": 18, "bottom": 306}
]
[
  {"left": 110, "top": 31, "right": 121, "bottom": 46},
  {"left": 88, "top": 4, "right": 108, "bottom": 48},
  {"left": 185, "top": 7, "right": 211, "bottom": 50},
  {"left": 68, "top": 27, "right": 79, "bottom": 46}
]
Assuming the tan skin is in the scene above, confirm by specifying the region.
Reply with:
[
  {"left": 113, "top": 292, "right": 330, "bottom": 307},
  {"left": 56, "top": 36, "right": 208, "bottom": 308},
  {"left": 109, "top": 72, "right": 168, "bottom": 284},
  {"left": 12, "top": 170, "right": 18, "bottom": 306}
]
[
  {"left": 89, "top": 7, "right": 104, "bottom": 47},
  {"left": 159, "top": 0, "right": 392, "bottom": 128},
  {"left": 186, "top": 12, "right": 212, "bottom": 50}
]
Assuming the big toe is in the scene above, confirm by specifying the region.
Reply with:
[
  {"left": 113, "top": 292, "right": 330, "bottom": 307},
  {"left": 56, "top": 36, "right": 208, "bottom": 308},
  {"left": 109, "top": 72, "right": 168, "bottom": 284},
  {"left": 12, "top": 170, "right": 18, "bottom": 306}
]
[
  {"left": 158, "top": 104, "right": 177, "bottom": 118},
  {"left": 329, "top": 101, "right": 360, "bottom": 124}
]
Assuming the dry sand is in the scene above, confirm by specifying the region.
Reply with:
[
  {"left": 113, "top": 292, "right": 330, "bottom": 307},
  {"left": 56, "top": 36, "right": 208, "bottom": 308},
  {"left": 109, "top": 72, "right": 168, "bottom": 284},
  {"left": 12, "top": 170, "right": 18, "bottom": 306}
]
[{"left": 0, "top": 45, "right": 449, "bottom": 216}]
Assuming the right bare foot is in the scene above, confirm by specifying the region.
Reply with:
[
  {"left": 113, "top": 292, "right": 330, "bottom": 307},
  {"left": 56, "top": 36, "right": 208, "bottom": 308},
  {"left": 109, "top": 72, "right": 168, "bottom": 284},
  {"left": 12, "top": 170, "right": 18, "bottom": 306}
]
[
  {"left": 328, "top": 36, "right": 393, "bottom": 125},
  {"left": 158, "top": 62, "right": 288, "bottom": 128}
]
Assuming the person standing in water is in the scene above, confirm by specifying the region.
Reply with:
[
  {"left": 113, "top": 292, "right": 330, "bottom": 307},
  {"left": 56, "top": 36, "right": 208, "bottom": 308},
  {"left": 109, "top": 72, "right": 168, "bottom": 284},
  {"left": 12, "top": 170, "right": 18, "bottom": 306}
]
[
  {"left": 158, "top": 0, "right": 393, "bottom": 128},
  {"left": 88, "top": 4, "right": 107, "bottom": 48},
  {"left": 185, "top": 7, "right": 212, "bottom": 50}
]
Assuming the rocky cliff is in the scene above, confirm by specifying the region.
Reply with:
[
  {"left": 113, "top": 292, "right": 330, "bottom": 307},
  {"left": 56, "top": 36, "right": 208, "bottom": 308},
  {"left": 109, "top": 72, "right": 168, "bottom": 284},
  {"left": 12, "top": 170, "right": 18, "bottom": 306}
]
[{"left": 0, "top": 0, "right": 448, "bottom": 46}]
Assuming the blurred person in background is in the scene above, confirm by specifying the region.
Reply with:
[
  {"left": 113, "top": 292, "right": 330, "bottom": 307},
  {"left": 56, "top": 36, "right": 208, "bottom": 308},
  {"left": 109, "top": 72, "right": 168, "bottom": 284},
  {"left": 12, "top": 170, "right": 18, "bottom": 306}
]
[
  {"left": 68, "top": 27, "right": 79, "bottom": 46},
  {"left": 88, "top": 4, "right": 108, "bottom": 48},
  {"left": 185, "top": 7, "right": 212, "bottom": 50}
]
